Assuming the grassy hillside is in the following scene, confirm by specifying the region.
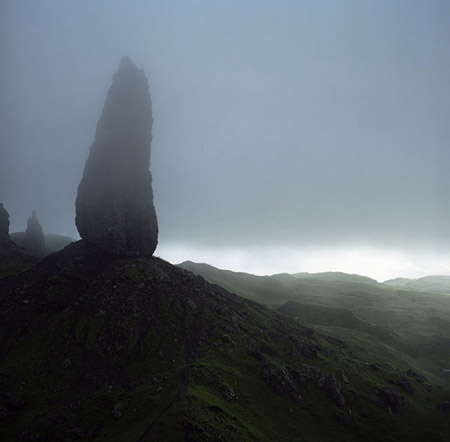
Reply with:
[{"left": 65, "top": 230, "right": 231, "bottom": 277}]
[
  {"left": 384, "top": 275, "right": 450, "bottom": 295},
  {"left": 178, "top": 262, "right": 450, "bottom": 386},
  {"left": 1, "top": 244, "right": 450, "bottom": 441}
]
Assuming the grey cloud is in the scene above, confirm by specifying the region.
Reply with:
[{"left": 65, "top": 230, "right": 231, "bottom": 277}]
[{"left": 1, "top": 0, "right": 449, "bottom": 263}]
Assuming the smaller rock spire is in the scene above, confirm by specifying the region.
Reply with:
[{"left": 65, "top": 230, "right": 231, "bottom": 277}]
[
  {"left": 0, "top": 203, "right": 13, "bottom": 244},
  {"left": 23, "top": 210, "right": 46, "bottom": 256}
]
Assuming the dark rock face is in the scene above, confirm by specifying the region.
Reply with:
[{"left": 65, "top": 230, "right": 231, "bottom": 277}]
[
  {"left": 262, "top": 361, "right": 303, "bottom": 401},
  {"left": 376, "top": 386, "right": 406, "bottom": 414},
  {"left": 75, "top": 56, "right": 158, "bottom": 256},
  {"left": 436, "top": 401, "right": 450, "bottom": 412},
  {"left": 23, "top": 210, "right": 46, "bottom": 256},
  {"left": 317, "top": 375, "right": 346, "bottom": 407},
  {"left": 0, "top": 204, "right": 12, "bottom": 244},
  {"left": 405, "top": 369, "right": 427, "bottom": 383},
  {"left": 388, "top": 377, "right": 414, "bottom": 394}
]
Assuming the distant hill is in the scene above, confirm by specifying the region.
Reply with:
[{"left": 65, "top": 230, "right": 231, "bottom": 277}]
[
  {"left": 10, "top": 232, "right": 75, "bottom": 255},
  {"left": 178, "top": 261, "right": 450, "bottom": 385},
  {"left": 178, "top": 261, "right": 389, "bottom": 308},
  {"left": 44, "top": 233, "right": 77, "bottom": 253},
  {"left": 292, "top": 271, "right": 379, "bottom": 285},
  {"left": 384, "top": 275, "right": 450, "bottom": 295},
  {"left": 178, "top": 261, "right": 384, "bottom": 307}
]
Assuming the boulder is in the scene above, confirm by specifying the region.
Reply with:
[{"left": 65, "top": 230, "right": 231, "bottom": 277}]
[
  {"left": 76, "top": 56, "right": 158, "bottom": 256},
  {"left": 223, "top": 385, "right": 237, "bottom": 402}
]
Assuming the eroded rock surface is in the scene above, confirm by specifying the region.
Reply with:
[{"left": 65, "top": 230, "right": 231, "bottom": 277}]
[{"left": 75, "top": 56, "right": 158, "bottom": 256}]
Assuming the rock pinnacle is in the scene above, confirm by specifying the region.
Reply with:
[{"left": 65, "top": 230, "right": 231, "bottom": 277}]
[
  {"left": 23, "top": 210, "right": 46, "bottom": 256},
  {"left": 75, "top": 56, "right": 158, "bottom": 256}
]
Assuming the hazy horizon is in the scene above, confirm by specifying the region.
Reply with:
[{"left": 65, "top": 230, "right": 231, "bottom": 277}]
[{"left": 1, "top": 1, "right": 449, "bottom": 282}]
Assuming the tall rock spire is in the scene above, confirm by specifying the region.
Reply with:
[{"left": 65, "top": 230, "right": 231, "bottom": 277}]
[{"left": 75, "top": 56, "right": 158, "bottom": 256}]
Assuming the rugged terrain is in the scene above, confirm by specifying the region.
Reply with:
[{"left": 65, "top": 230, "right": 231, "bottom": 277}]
[
  {"left": 178, "top": 262, "right": 450, "bottom": 386},
  {"left": 0, "top": 245, "right": 449, "bottom": 441}
]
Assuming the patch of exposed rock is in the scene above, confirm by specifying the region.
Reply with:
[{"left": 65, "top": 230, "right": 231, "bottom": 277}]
[
  {"left": 405, "top": 369, "right": 427, "bottom": 383},
  {"left": 317, "top": 375, "right": 346, "bottom": 407},
  {"left": 376, "top": 386, "right": 406, "bottom": 414},
  {"left": 388, "top": 377, "right": 413, "bottom": 394},
  {"left": 262, "top": 361, "right": 303, "bottom": 402},
  {"left": 75, "top": 56, "right": 158, "bottom": 256}
]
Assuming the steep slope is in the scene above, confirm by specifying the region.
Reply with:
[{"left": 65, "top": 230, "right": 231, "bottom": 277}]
[
  {"left": 1, "top": 245, "right": 450, "bottom": 441},
  {"left": 0, "top": 240, "right": 38, "bottom": 278},
  {"left": 177, "top": 261, "right": 450, "bottom": 384}
]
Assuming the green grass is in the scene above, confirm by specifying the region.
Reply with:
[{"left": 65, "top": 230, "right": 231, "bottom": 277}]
[
  {"left": 2, "top": 254, "right": 450, "bottom": 441},
  {"left": 180, "top": 262, "right": 450, "bottom": 386}
]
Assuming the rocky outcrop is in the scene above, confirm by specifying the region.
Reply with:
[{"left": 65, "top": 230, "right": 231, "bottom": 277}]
[
  {"left": 22, "top": 210, "right": 46, "bottom": 256},
  {"left": 317, "top": 375, "right": 346, "bottom": 407},
  {"left": 262, "top": 361, "right": 303, "bottom": 401},
  {"left": 388, "top": 377, "right": 413, "bottom": 394},
  {"left": 376, "top": 386, "right": 406, "bottom": 414},
  {"left": 0, "top": 204, "right": 12, "bottom": 244},
  {"left": 405, "top": 369, "right": 427, "bottom": 383},
  {"left": 75, "top": 56, "right": 158, "bottom": 256}
]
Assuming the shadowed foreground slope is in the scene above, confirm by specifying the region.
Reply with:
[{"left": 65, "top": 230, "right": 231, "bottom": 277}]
[{"left": 1, "top": 243, "right": 450, "bottom": 441}]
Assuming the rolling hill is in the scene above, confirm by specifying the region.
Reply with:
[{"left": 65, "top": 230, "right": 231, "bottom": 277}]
[
  {"left": 178, "top": 261, "right": 450, "bottom": 386},
  {"left": 1, "top": 245, "right": 450, "bottom": 441}
]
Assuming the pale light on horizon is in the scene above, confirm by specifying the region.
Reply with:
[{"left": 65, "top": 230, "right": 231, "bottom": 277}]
[{"left": 156, "top": 243, "right": 450, "bottom": 283}]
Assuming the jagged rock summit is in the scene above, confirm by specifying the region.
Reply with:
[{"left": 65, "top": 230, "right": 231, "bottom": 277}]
[
  {"left": 75, "top": 56, "right": 158, "bottom": 256},
  {"left": 23, "top": 210, "right": 46, "bottom": 256},
  {"left": 0, "top": 204, "right": 12, "bottom": 244}
]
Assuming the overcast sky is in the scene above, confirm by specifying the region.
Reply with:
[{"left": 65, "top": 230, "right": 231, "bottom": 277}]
[{"left": 1, "top": 1, "right": 449, "bottom": 280}]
